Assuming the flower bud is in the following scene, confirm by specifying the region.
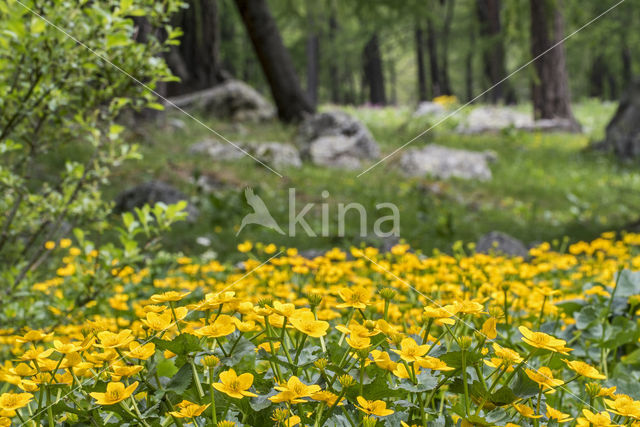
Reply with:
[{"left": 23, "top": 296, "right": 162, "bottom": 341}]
[
  {"left": 379, "top": 287, "right": 397, "bottom": 301},
  {"left": 338, "top": 374, "right": 356, "bottom": 388},
  {"left": 459, "top": 336, "right": 473, "bottom": 350},
  {"left": 314, "top": 358, "right": 328, "bottom": 371},
  {"left": 202, "top": 355, "right": 220, "bottom": 368}
]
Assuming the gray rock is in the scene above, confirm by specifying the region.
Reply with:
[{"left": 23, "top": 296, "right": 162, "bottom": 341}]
[
  {"left": 114, "top": 181, "right": 198, "bottom": 220},
  {"left": 457, "top": 106, "right": 579, "bottom": 134},
  {"left": 457, "top": 106, "right": 532, "bottom": 134},
  {"left": 414, "top": 101, "right": 446, "bottom": 117},
  {"left": 168, "top": 80, "right": 275, "bottom": 122},
  {"left": 190, "top": 139, "right": 301, "bottom": 169},
  {"left": 298, "top": 111, "right": 380, "bottom": 169},
  {"left": 399, "top": 144, "right": 495, "bottom": 181},
  {"left": 476, "top": 231, "right": 528, "bottom": 258},
  {"left": 248, "top": 142, "right": 302, "bottom": 169},
  {"left": 188, "top": 139, "right": 245, "bottom": 161}
]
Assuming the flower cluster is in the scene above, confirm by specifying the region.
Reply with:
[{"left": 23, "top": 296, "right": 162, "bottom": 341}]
[{"left": 1, "top": 233, "right": 640, "bottom": 426}]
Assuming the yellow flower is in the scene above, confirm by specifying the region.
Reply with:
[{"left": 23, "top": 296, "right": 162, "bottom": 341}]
[
  {"left": 195, "top": 315, "right": 236, "bottom": 338},
  {"left": 125, "top": 342, "right": 156, "bottom": 360},
  {"left": 0, "top": 392, "right": 33, "bottom": 411},
  {"left": 89, "top": 381, "right": 138, "bottom": 405},
  {"left": 271, "top": 302, "right": 296, "bottom": 317},
  {"left": 60, "top": 238, "right": 72, "bottom": 248},
  {"left": 481, "top": 317, "right": 498, "bottom": 340},
  {"left": 355, "top": 396, "right": 394, "bottom": 416},
  {"left": 512, "top": 403, "right": 541, "bottom": 419},
  {"left": 336, "top": 287, "right": 370, "bottom": 309},
  {"left": 345, "top": 335, "right": 371, "bottom": 349},
  {"left": 15, "top": 330, "right": 53, "bottom": 343},
  {"left": 563, "top": 359, "right": 606, "bottom": 380},
  {"left": 150, "top": 291, "right": 190, "bottom": 303},
  {"left": 44, "top": 241, "right": 56, "bottom": 250},
  {"left": 289, "top": 312, "right": 329, "bottom": 338},
  {"left": 169, "top": 400, "right": 210, "bottom": 418},
  {"left": 269, "top": 376, "right": 321, "bottom": 404},
  {"left": 370, "top": 350, "right": 397, "bottom": 371},
  {"left": 525, "top": 366, "right": 564, "bottom": 391},
  {"left": 141, "top": 310, "right": 173, "bottom": 331},
  {"left": 213, "top": 369, "right": 257, "bottom": 399},
  {"left": 547, "top": 405, "right": 573, "bottom": 423},
  {"left": 392, "top": 363, "right": 417, "bottom": 379},
  {"left": 423, "top": 305, "right": 457, "bottom": 325},
  {"left": 0, "top": 417, "right": 10, "bottom": 427},
  {"left": 391, "top": 337, "right": 429, "bottom": 363},
  {"left": 416, "top": 356, "right": 454, "bottom": 371},
  {"left": 518, "top": 326, "right": 572, "bottom": 354},
  {"left": 237, "top": 241, "right": 252, "bottom": 252},
  {"left": 576, "top": 409, "right": 617, "bottom": 427},
  {"left": 604, "top": 394, "right": 640, "bottom": 419},
  {"left": 96, "top": 330, "right": 135, "bottom": 349},
  {"left": 311, "top": 391, "right": 344, "bottom": 406}
]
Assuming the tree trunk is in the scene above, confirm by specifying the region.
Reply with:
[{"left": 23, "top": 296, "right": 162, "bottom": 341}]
[
  {"left": 589, "top": 55, "right": 605, "bottom": 98},
  {"left": 529, "top": 0, "right": 580, "bottom": 130},
  {"left": 362, "top": 34, "right": 386, "bottom": 105},
  {"left": 465, "top": 18, "right": 475, "bottom": 102},
  {"left": 234, "top": 0, "right": 314, "bottom": 122},
  {"left": 165, "top": 0, "right": 225, "bottom": 96},
  {"left": 306, "top": 6, "right": 320, "bottom": 107},
  {"left": 425, "top": 12, "right": 442, "bottom": 97},
  {"left": 476, "top": 0, "right": 515, "bottom": 103},
  {"left": 415, "top": 26, "right": 428, "bottom": 102},
  {"left": 440, "top": 0, "right": 455, "bottom": 95},
  {"left": 328, "top": 3, "right": 340, "bottom": 103}
]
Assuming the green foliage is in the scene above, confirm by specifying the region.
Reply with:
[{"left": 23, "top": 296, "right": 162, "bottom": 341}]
[{"left": 0, "top": 0, "right": 182, "bottom": 298}]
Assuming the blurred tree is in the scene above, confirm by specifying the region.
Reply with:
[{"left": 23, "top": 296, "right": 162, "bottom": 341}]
[
  {"left": 165, "top": 0, "right": 226, "bottom": 96},
  {"left": 363, "top": 34, "right": 387, "bottom": 105},
  {"left": 415, "top": 25, "right": 428, "bottom": 101},
  {"left": 476, "top": 0, "right": 515, "bottom": 103},
  {"left": 234, "top": 0, "right": 314, "bottom": 122},
  {"left": 529, "top": 0, "right": 579, "bottom": 129},
  {"left": 306, "top": 2, "right": 320, "bottom": 107}
]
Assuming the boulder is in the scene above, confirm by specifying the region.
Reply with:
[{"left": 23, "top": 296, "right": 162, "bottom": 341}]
[
  {"left": 189, "top": 139, "right": 301, "bottom": 169},
  {"left": 114, "top": 181, "right": 198, "bottom": 220},
  {"left": 298, "top": 111, "right": 380, "bottom": 169},
  {"left": 598, "top": 79, "right": 640, "bottom": 159},
  {"left": 457, "top": 106, "right": 579, "bottom": 134},
  {"left": 476, "top": 231, "right": 528, "bottom": 258},
  {"left": 399, "top": 144, "right": 495, "bottom": 181},
  {"left": 248, "top": 142, "right": 302, "bottom": 169},
  {"left": 168, "top": 80, "right": 275, "bottom": 122},
  {"left": 414, "top": 101, "right": 446, "bottom": 117},
  {"left": 189, "top": 139, "right": 246, "bottom": 161},
  {"left": 457, "top": 106, "right": 532, "bottom": 134}
]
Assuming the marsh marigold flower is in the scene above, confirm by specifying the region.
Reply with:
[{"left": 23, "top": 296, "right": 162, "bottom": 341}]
[
  {"left": 169, "top": 400, "right": 210, "bottom": 418},
  {"left": 604, "top": 394, "right": 640, "bottom": 419},
  {"left": 89, "top": 381, "right": 138, "bottom": 405},
  {"left": 213, "top": 369, "right": 257, "bottom": 399},
  {"left": 546, "top": 405, "right": 573, "bottom": 423},
  {"left": 391, "top": 337, "right": 428, "bottom": 363},
  {"left": 269, "top": 376, "right": 321, "bottom": 404},
  {"left": 355, "top": 396, "right": 394, "bottom": 416},
  {"left": 518, "top": 326, "right": 572, "bottom": 354},
  {"left": 525, "top": 366, "right": 564, "bottom": 391},
  {"left": 336, "top": 287, "right": 370, "bottom": 309},
  {"left": 563, "top": 359, "right": 606, "bottom": 380},
  {"left": 0, "top": 392, "right": 33, "bottom": 412},
  {"left": 96, "top": 330, "right": 135, "bottom": 349},
  {"left": 576, "top": 409, "right": 616, "bottom": 427},
  {"left": 289, "top": 312, "right": 329, "bottom": 338}
]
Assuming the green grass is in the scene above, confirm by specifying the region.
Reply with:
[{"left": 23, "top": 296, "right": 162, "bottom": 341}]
[{"left": 109, "top": 99, "right": 640, "bottom": 259}]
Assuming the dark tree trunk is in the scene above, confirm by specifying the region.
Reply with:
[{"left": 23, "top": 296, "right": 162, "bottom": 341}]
[
  {"left": 589, "top": 55, "right": 606, "bottom": 98},
  {"left": 362, "top": 34, "right": 386, "bottom": 105},
  {"left": 529, "top": 0, "right": 579, "bottom": 130},
  {"left": 440, "top": 0, "right": 455, "bottom": 95},
  {"left": 599, "top": 78, "right": 640, "bottom": 159},
  {"left": 465, "top": 18, "right": 475, "bottom": 102},
  {"left": 415, "top": 26, "right": 428, "bottom": 101},
  {"left": 389, "top": 60, "right": 397, "bottom": 105},
  {"left": 306, "top": 6, "right": 320, "bottom": 107},
  {"left": 425, "top": 13, "right": 442, "bottom": 97},
  {"left": 234, "top": 0, "right": 314, "bottom": 122},
  {"left": 328, "top": 4, "right": 340, "bottom": 103},
  {"left": 165, "top": 0, "right": 225, "bottom": 96},
  {"left": 306, "top": 33, "right": 320, "bottom": 107},
  {"left": 622, "top": 44, "right": 632, "bottom": 90},
  {"left": 476, "top": 0, "right": 515, "bottom": 103}
]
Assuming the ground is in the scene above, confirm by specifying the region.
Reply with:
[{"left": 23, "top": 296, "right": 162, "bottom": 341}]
[{"left": 104, "top": 99, "right": 638, "bottom": 260}]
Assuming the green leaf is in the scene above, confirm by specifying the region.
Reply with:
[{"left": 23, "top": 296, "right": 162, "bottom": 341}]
[
  {"left": 156, "top": 358, "right": 178, "bottom": 378},
  {"left": 615, "top": 270, "right": 640, "bottom": 299},
  {"left": 153, "top": 333, "right": 202, "bottom": 356},
  {"left": 165, "top": 363, "right": 192, "bottom": 394}
]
